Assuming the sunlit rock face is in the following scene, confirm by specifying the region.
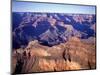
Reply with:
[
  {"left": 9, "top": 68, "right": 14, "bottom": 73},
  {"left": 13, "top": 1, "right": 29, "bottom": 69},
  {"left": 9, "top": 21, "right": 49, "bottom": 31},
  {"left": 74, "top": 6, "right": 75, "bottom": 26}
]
[
  {"left": 12, "top": 12, "right": 96, "bottom": 49},
  {"left": 12, "top": 37, "right": 96, "bottom": 74}
]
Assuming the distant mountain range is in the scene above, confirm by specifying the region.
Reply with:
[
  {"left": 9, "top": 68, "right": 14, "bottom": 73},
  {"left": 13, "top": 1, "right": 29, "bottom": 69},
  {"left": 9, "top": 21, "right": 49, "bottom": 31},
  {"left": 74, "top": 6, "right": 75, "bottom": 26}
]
[{"left": 12, "top": 12, "right": 96, "bottom": 49}]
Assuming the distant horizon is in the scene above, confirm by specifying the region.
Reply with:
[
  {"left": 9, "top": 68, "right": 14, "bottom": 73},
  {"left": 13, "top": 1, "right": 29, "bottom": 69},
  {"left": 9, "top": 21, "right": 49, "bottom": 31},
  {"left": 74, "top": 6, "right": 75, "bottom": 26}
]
[
  {"left": 12, "top": 1, "right": 96, "bottom": 14},
  {"left": 12, "top": 11, "right": 96, "bottom": 15}
]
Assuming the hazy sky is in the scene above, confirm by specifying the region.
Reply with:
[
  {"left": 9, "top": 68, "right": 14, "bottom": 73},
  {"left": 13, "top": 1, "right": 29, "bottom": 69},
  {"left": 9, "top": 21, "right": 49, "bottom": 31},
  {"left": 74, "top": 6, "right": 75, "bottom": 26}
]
[{"left": 12, "top": 1, "right": 96, "bottom": 14}]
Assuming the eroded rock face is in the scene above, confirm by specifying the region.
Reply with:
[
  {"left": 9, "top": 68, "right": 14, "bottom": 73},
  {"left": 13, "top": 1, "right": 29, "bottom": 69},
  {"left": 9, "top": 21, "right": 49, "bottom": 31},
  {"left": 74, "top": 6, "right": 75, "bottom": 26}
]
[
  {"left": 38, "top": 58, "right": 81, "bottom": 72},
  {"left": 12, "top": 12, "right": 96, "bottom": 49},
  {"left": 12, "top": 37, "right": 96, "bottom": 74}
]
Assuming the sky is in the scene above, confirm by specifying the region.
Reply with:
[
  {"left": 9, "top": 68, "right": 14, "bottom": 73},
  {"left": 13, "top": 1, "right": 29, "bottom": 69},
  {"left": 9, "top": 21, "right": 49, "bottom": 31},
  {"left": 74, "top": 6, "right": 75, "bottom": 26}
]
[{"left": 12, "top": 0, "right": 96, "bottom": 14}]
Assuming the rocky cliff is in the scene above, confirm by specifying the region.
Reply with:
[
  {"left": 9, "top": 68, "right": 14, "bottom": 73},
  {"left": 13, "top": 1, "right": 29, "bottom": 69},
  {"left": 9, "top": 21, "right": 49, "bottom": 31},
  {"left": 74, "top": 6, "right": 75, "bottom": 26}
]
[{"left": 12, "top": 37, "right": 96, "bottom": 74}]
